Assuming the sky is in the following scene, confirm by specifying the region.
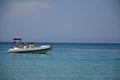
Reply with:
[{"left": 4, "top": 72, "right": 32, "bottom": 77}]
[{"left": 0, "top": 0, "right": 120, "bottom": 43}]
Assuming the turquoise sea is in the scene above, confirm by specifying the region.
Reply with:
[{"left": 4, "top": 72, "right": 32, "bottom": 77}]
[{"left": 0, "top": 42, "right": 120, "bottom": 80}]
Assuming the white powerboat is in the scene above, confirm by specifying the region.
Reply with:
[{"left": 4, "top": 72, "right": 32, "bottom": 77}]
[{"left": 8, "top": 38, "right": 51, "bottom": 53}]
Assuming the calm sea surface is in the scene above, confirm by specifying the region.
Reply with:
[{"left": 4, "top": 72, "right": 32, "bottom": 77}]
[{"left": 0, "top": 42, "right": 120, "bottom": 80}]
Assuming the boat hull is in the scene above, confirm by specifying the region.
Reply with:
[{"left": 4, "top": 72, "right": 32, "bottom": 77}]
[{"left": 8, "top": 45, "right": 51, "bottom": 54}]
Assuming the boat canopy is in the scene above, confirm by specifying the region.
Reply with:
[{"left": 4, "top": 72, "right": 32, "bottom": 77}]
[{"left": 13, "top": 38, "right": 22, "bottom": 41}]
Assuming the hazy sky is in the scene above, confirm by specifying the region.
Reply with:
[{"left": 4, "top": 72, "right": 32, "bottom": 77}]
[{"left": 0, "top": 0, "right": 120, "bottom": 43}]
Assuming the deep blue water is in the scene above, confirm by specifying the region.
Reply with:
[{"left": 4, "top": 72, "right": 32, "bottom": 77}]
[{"left": 0, "top": 42, "right": 120, "bottom": 80}]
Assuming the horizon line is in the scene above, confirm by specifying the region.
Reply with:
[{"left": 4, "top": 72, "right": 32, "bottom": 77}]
[{"left": 0, "top": 41, "right": 120, "bottom": 44}]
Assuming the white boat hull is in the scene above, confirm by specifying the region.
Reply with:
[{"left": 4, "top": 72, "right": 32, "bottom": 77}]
[{"left": 8, "top": 45, "right": 51, "bottom": 53}]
